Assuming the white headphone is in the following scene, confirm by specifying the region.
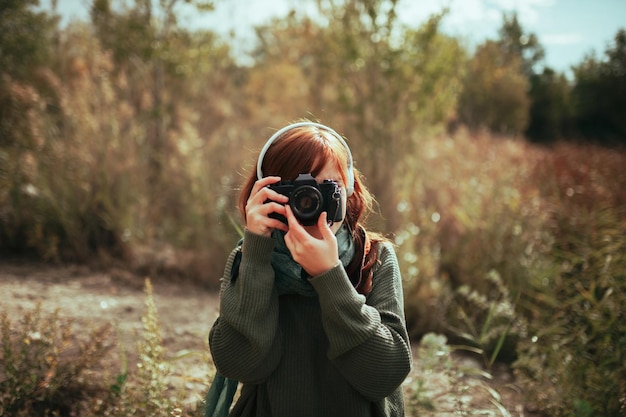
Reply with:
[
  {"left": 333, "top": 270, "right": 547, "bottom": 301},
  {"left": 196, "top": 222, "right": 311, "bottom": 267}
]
[{"left": 256, "top": 122, "right": 355, "bottom": 196}]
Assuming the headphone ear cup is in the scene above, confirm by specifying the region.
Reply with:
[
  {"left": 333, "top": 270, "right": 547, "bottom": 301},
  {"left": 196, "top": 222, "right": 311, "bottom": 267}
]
[{"left": 346, "top": 172, "right": 354, "bottom": 196}]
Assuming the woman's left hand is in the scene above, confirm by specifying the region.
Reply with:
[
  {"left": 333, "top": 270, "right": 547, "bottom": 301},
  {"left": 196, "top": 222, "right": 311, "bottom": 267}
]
[{"left": 283, "top": 205, "right": 340, "bottom": 276}]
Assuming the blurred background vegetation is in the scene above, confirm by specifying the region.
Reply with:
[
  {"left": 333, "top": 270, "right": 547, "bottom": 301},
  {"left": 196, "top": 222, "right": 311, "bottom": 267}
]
[{"left": 1, "top": 0, "right": 625, "bottom": 415}]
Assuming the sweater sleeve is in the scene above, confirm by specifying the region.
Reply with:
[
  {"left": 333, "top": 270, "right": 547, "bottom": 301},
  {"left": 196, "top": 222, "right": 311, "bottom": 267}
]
[
  {"left": 208, "top": 230, "right": 282, "bottom": 383},
  {"left": 308, "top": 241, "right": 412, "bottom": 401}
]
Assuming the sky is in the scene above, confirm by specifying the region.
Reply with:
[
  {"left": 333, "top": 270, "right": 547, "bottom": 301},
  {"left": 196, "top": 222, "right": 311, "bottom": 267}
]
[{"left": 46, "top": 0, "right": 626, "bottom": 76}]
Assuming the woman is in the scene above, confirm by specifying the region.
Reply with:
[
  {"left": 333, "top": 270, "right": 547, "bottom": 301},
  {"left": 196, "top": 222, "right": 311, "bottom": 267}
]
[{"left": 208, "top": 121, "right": 412, "bottom": 417}]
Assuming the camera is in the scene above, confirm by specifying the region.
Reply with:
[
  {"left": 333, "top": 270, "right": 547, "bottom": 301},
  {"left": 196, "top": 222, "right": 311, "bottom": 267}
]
[{"left": 268, "top": 173, "right": 343, "bottom": 226}]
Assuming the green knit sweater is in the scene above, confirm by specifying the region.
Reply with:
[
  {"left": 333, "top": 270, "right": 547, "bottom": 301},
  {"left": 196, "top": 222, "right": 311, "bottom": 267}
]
[{"left": 209, "top": 230, "right": 412, "bottom": 417}]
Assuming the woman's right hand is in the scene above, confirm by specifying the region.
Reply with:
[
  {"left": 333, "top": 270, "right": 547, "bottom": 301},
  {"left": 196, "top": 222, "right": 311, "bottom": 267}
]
[{"left": 245, "top": 176, "right": 289, "bottom": 237}]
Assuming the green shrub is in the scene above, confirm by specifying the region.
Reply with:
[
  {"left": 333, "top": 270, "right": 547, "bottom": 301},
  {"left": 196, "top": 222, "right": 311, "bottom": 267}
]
[
  {"left": 399, "top": 131, "right": 552, "bottom": 339},
  {"left": 514, "top": 206, "right": 626, "bottom": 416},
  {"left": 85, "top": 279, "right": 213, "bottom": 417},
  {"left": 513, "top": 143, "right": 626, "bottom": 416},
  {"left": 404, "top": 333, "right": 512, "bottom": 416},
  {"left": 0, "top": 27, "right": 237, "bottom": 280},
  {"left": 0, "top": 280, "right": 215, "bottom": 417},
  {"left": 88, "top": 279, "right": 180, "bottom": 417},
  {"left": 116, "top": 278, "right": 180, "bottom": 416},
  {"left": 0, "top": 305, "right": 112, "bottom": 416},
  {"left": 448, "top": 270, "right": 521, "bottom": 366},
  {"left": 399, "top": 135, "right": 626, "bottom": 415}
]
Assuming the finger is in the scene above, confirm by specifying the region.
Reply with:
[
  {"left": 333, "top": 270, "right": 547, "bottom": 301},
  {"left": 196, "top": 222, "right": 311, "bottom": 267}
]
[
  {"left": 284, "top": 205, "right": 306, "bottom": 236},
  {"left": 257, "top": 175, "right": 281, "bottom": 188},
  {"left": 318, "top": 212, "right": 336, "bottom": 240},
  {"left": 268, "top": 219, "right": 289, "bottom": 233},
  {"left": 259, "top": 201, "right": 285, "bottom": 217},
  {"left": 284, "top": 204, "right": 298, "bottom": 227},
  {"left": 254, "top": 178, "right": 289, "bottom": 205},
  {"left": 264, "top": 188, "right": 289, "bottom": 204},
  {"left": 250, "top": 176, "right": 281, "bottom": 197},
  {"left": 318, "top": 211, "right": 328, "bottom": 227},
  {"left": 318, "top": 211, "right": 331, "bottom": 230},
  {"left": 246, "top": 207, "right": 288, "bottom": 235},
  {"left": 246, "top": 197, "right": 286, "bottom": 230}
]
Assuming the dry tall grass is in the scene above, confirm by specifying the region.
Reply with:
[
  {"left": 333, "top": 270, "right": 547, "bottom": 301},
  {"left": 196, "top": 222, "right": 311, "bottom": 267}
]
[{"left": 393, "top": 129, "right": 626, "bottom": 415}]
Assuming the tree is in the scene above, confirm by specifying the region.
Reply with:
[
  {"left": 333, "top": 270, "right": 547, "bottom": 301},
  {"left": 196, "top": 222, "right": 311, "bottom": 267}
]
[
  {"left": 0, "top": 0, "right": 60, "bottom": 255},
  {"left": 0, "top": 0, "right": 57, "bottom": 80},
  {"left": 604, "top": 29, "right": 626, "bottom": 140},
  {"left": 90, "top": 0, "right": 220, "bottom": 229},
  {"left": 495, "top": 12, "right": 573, "bottom": 142},
  {"left": 497, "top": 12, "right": 545, "bottom": 78},
  {"left": 571, "top": 28, "right": 626, "bottom": 144},
  {"left": 458, "top": 40, "right": 529, "bottom": 135},
  {"left": 526, "top": 68, "right": 572, "bottom": 143},
  {"left": 0, "top": 0, "right": 58, "bottom": 149}
]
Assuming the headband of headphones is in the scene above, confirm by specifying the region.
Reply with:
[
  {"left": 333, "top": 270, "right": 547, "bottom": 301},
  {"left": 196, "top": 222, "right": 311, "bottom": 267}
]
[{"left": 256, "top": 122, "right": 355, "bottom": 196}]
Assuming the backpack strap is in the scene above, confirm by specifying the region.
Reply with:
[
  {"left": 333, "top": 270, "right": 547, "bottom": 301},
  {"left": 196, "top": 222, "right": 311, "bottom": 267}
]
[
  {"left": 230, "top": 247, "right": 243, "bottom": 283},
  {"left": 357, "top": 228, "right": 371, "bottom": 283},
  {"left": 348, "top": 225, "right": 375, "bottom": 295}
]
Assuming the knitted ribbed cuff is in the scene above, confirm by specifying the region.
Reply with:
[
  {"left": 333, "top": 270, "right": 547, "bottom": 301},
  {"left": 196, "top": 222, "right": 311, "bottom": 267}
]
[{"left": 242, "top": 229, "right": 276, "bottom": 264}]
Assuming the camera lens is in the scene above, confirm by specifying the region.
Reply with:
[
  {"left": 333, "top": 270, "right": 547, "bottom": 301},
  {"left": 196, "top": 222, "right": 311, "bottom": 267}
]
[{"left": 290, "top": 185, "right": 322, "bottom": 223}]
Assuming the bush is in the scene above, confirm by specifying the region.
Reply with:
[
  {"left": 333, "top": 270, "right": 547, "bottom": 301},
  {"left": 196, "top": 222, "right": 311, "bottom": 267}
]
[
  {"left": 399, "top": 130, "right": 552, "bottom": 340},
  {"left": 447, "top": 270, "right": 521, "bottom": 366},
  {"left": 0, "top": 27, "right": 239, "bottom": 286},
  {"left": 91, "top": 279, "right": 184, "bottom": 417},
  {"left": 511, "top": 142, "right": 626, "bottom": 416},
  {"left": 0, "top": 305, "right": 112, "bottom": 416},
  {"left": 0, "top": 279, "right": 217, "bottom": 417},
  {"left": 400, "top": 133, "right": 626, "bottom": 415},
  {"left": 404, "top": 333, "right": 513, "bottom": 416},
  {"left": 514, "top": 206, "right": 626, "bottom": 416}
]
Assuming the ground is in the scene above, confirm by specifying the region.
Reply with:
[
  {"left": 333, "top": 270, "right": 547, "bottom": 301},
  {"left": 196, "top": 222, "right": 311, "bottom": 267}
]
[{"left": 0, "top": 261, "right": 530, "bottom": 416}]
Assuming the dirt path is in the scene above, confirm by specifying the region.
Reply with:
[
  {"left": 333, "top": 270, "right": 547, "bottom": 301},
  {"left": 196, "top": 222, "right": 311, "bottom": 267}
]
[{"left": 1, "top": 261, "right": 528, "bottom": 415}]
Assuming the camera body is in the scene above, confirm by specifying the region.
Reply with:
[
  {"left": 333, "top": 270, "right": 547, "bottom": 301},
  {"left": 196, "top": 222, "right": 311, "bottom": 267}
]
[{"left": 268, "top": 173, "right": 343, "bottom": 226}]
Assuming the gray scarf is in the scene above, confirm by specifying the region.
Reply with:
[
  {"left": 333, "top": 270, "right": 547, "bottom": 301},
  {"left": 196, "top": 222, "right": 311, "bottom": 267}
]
[{"left": 272, "top": 224, "right": 355, "bottom": 297}]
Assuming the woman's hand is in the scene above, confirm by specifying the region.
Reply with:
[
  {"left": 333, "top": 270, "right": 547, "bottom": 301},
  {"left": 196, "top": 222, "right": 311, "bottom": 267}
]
[
  {"left": 283, "top": 205, "right": 340, "bottom": 276},
  {"left": 245, "top": 176, "right": 289, "bottom": 237}
]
